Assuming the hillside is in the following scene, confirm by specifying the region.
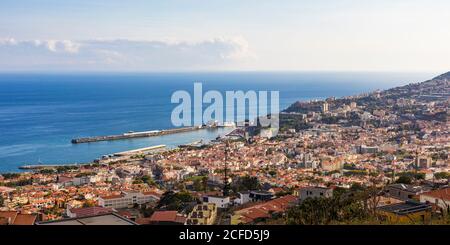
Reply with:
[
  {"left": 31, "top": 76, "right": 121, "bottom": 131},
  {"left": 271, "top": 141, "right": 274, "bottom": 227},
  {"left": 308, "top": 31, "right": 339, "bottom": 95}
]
[{"left": 285, "top": 71, "right": 450, "bottom": 114}]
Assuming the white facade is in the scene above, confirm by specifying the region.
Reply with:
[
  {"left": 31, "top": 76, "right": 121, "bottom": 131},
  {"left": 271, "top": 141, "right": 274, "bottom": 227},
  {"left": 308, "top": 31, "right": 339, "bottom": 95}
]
[
  {"left": 204, "top": 196, "right": 230, "bottom": 209},
  {"left": 234, "top": 192, "right": 251, "bottom": 205},
  {"left": 98, "top": 191, "right": 159, "bottom": 209},
  {"left": 299, "top": 187, "right": 333, "bottom": 202},
  {"left": 420, "top": 192, "right": 450, "bottom": 212}
]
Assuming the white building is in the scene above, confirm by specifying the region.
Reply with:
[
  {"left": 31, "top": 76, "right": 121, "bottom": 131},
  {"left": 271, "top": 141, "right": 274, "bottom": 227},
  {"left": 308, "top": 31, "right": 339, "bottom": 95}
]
[
  {"left": 321, "top": 102, "right": 329, "bottom": 113},
  {"left": 234, "top": 192, "right": 251, "bottom": 205},
  {"left": 203, "top": 195, "right": 231, "bottom": 209},
  {"left": 420, "top": 188, "right": 450, "bottom": 213},
  {"left": 98, "top": 191, "right": 160, "bottom": 209},
  {"left": 298, "top": 187, "right": 333, "bottom": 202}
]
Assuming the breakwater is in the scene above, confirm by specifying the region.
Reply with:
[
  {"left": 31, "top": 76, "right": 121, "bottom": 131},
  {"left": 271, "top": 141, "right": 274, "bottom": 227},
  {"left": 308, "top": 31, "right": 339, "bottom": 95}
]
[
  {"left": 18, "top": 163, "right": 88, "bottom": 170},
  {"left": 71, "top": 126, "right": 204, "bottom": 144}
]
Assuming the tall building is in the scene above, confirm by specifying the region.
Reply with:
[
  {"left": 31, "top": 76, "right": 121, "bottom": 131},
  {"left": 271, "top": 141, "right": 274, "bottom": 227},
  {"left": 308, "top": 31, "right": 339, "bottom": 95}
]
[
  {"left": 321, "top": 102, "right": 329, "bottom": 113},
  {"left": 415, "top": 156, "right": 432, "bottom": 169}
]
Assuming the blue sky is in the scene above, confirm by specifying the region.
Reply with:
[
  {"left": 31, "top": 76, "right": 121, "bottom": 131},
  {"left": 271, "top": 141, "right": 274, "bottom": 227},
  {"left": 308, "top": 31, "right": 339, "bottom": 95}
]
[{"left": 1, "top": 0, "right": 449, "bottom": 71}]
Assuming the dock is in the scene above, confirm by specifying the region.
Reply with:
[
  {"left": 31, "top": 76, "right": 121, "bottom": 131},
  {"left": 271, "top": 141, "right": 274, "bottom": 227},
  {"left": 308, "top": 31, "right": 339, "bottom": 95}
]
[{"left": 71, "top": 126, "right": 204, "bottom": 144}]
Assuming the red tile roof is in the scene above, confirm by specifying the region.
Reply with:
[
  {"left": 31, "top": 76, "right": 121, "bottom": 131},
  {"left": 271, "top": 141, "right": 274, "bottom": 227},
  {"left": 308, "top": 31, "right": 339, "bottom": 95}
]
[
  {"left": 0, "top": 211, "right": 17, "bottom": 224},
  {"left": 135, "top": 217, "right": 152, "bottom": 225},
  {"left": 0, "top": 211, "right": 37, "bottom": 225},
  {"left": 69, "top": 206, "right": 113, "bottom": 218},
  {"left": 149, "top": 211, "right": 178, "bottom": 222},
  {"left": 421, "top": 188, "right": 450, "bottom": 201},
  {"left": 100, "top": 194, "right": 123, "bottom": 200},
  {"left": 236, "top": 195, "right": 296, "bottom": 224},
  {"left": 12, "top": 214, "right": 36, "bottom": 225}
]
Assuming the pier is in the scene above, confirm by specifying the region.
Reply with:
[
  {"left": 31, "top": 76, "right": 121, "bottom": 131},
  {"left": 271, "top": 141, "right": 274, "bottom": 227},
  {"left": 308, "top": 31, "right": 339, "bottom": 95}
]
[{"left": 71, "top": 126, "right": 204, "bottom": 144}]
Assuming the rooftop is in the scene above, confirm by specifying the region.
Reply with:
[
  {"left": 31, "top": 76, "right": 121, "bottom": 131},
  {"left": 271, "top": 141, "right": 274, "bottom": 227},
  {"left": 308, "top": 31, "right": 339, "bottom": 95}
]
[
  {"left": 420, "top": 188, "right": 450, "bottom": 201},
  {"left": 69, "top": 206, "right": 113, "bottom": 218},
  {"left": 37, "top": 213, "right": 137, "bottom": 225},
  {"left": 378, "top": 201, "right": 431, "bottom": 215}
]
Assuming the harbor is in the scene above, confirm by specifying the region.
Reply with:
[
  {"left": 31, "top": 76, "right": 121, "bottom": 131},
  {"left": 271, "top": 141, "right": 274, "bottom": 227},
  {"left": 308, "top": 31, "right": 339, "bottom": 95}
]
[{"left": 7, "top": 126, "right": 234, "bottom": 173}]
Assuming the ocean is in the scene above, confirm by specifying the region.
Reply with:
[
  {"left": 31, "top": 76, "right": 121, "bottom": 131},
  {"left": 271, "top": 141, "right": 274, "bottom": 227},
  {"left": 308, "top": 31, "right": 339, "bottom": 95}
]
[{"left": 0, "top": 72, "right": 434, "bottom": 172}]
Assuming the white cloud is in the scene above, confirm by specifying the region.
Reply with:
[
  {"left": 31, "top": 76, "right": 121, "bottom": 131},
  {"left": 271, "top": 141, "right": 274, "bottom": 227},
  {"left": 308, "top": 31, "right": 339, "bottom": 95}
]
[
  {"left": 43, "top": 40, "right": 81, "bottom": 53},
  {"left": 0, "top": 37, "right": 252, "bottom": 71}
]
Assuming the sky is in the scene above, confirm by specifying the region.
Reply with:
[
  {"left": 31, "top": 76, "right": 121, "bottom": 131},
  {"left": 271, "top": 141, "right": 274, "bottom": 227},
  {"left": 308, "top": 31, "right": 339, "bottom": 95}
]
[{"left": 0, "top": 0, "right": 449, "bottom": 72}]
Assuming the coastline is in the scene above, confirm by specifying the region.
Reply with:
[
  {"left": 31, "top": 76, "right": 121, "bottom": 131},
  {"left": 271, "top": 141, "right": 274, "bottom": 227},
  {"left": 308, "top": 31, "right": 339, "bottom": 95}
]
[{"left": 0, "top": 72, "right": 434, "bottom": 172}]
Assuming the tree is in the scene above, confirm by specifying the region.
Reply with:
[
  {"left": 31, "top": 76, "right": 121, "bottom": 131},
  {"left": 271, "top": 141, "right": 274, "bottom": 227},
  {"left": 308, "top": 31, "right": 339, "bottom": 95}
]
[
  {"left": 141, "top": 175, "right": 156, "bottom": 186},
  {"left": 233, "top": 175, "right": 260, "bottom": 192},
  {"left": 1, "top": 173, "right": 20, "bottom": 179},
  {"left": 286, "top": 188, "right": 371, "bottom": 225},
  {"left": 201, "top": 176, "right": 208, "bottom": 191},
  {"left": 157, "top": 191, "right": 195, "bottom": 212},
  {"left": 435, "top": 172, "right": 450, "bottom": 180},
  {"left": 0, "top": 195, "right": 4, "bottom": 207},
  {"left": 83, "top": 200, "right": 96, "bottom": 208},
  {"left": 193, "top": 179, "right": 203, "bottom": 191},
  {"left": 396, "top": 175, "right": 412, "bottom": 184}
]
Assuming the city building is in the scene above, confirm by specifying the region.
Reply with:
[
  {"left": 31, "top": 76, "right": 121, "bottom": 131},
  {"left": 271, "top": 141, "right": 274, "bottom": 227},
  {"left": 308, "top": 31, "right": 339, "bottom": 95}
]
[
  {"left": 249, "top": 191, "right": 273, "bottom": 202},
  {"left": 0, "top": 211, "right": 37, "bottom": 225},
  {"left": 234, "top": 191, "right": 251, "bottom": 205},
  {"left": 416, "top": 156, "right": 432, "bottom": 169},
  {"left": 231, "top": 195, "right": 296, "bottom": 225},
  {"left": 203, "top": 195, "right": 231, "bottom": 209},
  {"left": 321, "top": 102, "right": 329, "bottom": 113},
  {"left": 66, "top": 206, "right": 113, "bottom": 218},
  {"left": 37, "top": 213, "right": 137, "bottom": 225},
  {"left": 298, "top": 187, "right": 333, "bottom": 202},
  {"left": 98, "top": 191, "right": 160, "bottom": 209},
  {"left": 185, "top": 203, "right": 217, "bottom": 225},
  {"left": 357, "top": 145, "right": 379, "bottom": 154},
  {"left": 385, "top": 184, "right": 431, "bottom": 201},
  {"left": 377, "top": 201, "right": 432, "bottom": 224},
  {"left": 419, "top": 188, "right": 450, "bottom": 213},
  {"left": 136, "top": 211, "right": 186, "bottom": 225}
]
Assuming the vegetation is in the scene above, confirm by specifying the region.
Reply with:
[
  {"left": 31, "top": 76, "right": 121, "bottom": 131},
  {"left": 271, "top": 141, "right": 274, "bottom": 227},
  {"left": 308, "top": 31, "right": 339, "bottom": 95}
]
[
  {"left": 286, "top": 186, "right": 382, "bottom": 225},
  {"left": 75, "top": 172, "right": 96, "bottom": 178},
  {"left": 1, "top": 178, "right": 33, "bottom": 187},
  {"left": 395, "top": 175, "right": 412, "bottom": 184},
  {"left": 56, "top": 165, "right": 79, "bottom": 173},
  {"left": 395, "top": 171, "right": 425, "bottom": 184},
  {"left": 156, "top": 191, "right": 196, "bottom": 212},
  {"left": 1, "top": 173, "right": 20, "bottom": 179},
  {"left": 39, "top": 169, "right": 56, "bottom": 174},
  {"left": 232, "top": 175, "right": 260, "bottom": 192},
  {"left": 434, "top": 172, "right": 450, "bottom": 180},
  {"left": 133, "top": 175, "right": 157, "bottom": 186},
  {"left": 192, "top": 176, "right": 208, "bottom": 191}
]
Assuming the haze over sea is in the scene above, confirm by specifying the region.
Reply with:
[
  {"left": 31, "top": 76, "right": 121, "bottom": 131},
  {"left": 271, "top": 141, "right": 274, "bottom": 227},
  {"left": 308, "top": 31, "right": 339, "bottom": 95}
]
[{"left": 0, "top": 72, "right": 434, "bottom": 172}]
